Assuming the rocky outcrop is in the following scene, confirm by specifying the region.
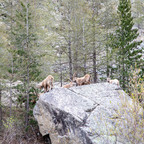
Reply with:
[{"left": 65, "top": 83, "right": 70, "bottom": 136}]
[{"left": 33, "top": 83, "right": 143, "bottom": 144}]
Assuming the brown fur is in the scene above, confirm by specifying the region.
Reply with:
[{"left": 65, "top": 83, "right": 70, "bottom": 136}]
[
  {"left": 73, "top": 74, "right": 91, "bottom": 86},
  {"left": 107, "top": 78, "right": 119, "bottom": 86},
  {"left": 37, "top": 75, "right": 54, "bottom": 92},
  {"left": 62, "top": 82, "right": 74, "bottom": 88}
]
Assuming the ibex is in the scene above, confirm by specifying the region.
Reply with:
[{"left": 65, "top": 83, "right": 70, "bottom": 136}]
[
  {"left": 73, "top": 73, "right": 91, "bottom": 86},
  {"left": 37, "top": 75, "right": 54, "bottom": 92},
  {"left": 107, "top": 78, "right": 119, "bottom": 86},
  {"left": 62, "top": 81, "right": 74, "bottom": 88}
]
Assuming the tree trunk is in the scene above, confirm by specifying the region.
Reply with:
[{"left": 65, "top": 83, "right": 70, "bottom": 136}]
[
  {"left": 25, "top": 0, "right": 30, "bottom": 127},
  {"left": 68, "top": 3, "right": 73, "bottom": 80},
  {"left": 93, "top": 47, "right": 97, "bottom": 83},
  {"left": 92, "top": 1, "right": 97, "bottom": 83},
  {"left": 9, "top": 83, "right": 12, "bottom": 117},
  {"left": 122, "top": 56, "right": 125, "bottom": 89},
  {"left": 83, "top": 17, "right": 87, "bottom": 75},
  {"left": 73, "top": 1, "right": 78, "bottom": 73},
  {"left": 68, "top": 35, "right": 73, "bottom": 80},
  {"left": 60, "top": 53, "right": 63, "bottom": 87},
  {"left": 0, "top": 83, "right": 2, "bottom": 127},
  {"left": 9, "top": 0, "right": 14, "bottom": 117},
  {"left": 121, "top": 26, "right": 125, "bottom": 89},
  {"left": 106, "top": 45, "right": 109, "bottom": 77}
]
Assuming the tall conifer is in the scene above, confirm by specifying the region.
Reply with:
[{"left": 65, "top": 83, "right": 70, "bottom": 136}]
[{"left": 115, "top": 0, "right": 143, "bottom": 89}]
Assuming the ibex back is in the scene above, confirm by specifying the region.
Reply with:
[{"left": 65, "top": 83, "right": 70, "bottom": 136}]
[{"left": 73, "top": 73, "right": 91, "bottom": 86}]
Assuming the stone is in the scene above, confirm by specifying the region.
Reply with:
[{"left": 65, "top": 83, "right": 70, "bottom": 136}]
[{"left": 33, "top": 83, "right": 143, "bottom": 144}]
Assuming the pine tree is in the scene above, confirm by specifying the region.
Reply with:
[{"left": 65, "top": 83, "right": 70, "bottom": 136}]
[
  {"left": 0, "top": 0, "right": 19, "bottom": 116},
  {"left": 13, "top": 1, "right": 41, "bottom": 127},
  {"left": 114, "top": 0, "right": 143, "bottom": 89},
  {"left": 1, "top": 0, "right": 41, "bottom": 126}
]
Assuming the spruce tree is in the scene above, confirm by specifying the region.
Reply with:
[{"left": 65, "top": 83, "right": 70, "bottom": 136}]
[{"left": 115, "top": 0, "right": 143, "bottom": 89}]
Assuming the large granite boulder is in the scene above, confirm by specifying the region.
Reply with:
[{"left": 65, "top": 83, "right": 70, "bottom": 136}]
[{"left": 33, "top": 83, "right": 143, "bottom": 144}]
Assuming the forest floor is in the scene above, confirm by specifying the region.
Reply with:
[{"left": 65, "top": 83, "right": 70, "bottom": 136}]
[{"left": 1, "top": 106, "right": 45, "bottom": 144}]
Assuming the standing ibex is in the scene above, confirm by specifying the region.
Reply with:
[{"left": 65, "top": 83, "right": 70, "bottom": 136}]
[
  {"left": 37, "top": 75, "right": 54, "bottom": 92},
  {"left": 73, "top": 73, "right": 91, "bottom": 86}
]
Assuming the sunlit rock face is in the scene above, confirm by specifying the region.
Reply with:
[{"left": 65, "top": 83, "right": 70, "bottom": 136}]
[{"left": 33, "top": 83, "right": 142, "bottom": 144}]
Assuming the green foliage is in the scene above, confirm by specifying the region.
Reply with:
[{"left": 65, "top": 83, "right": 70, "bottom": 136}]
[
  {"left": 11, "top": 2, "right": 41, "bottom": 81},
  {"left": 110, "top": 0, "right": 143, "bottom": 89},
  {"left": 112, "top": 98, "right": 144, "bottom": 144},
  {"left": 128, "top": 67, "right": 144, "bottom": 106},
  {"left": 29, "top": 86, "right": 39, "bottom": 108},
  {"left": 110, "top": 69, "right": 144, "bottom": 143},
  {"left": 0, "top": 1, "right": 41, "bottom": 81},
  {"left": 3, "top": 116, "right": 16, "bottom": 129},
  {"left": 15, "top": 84, "right": 39, "bottom": 108}
]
